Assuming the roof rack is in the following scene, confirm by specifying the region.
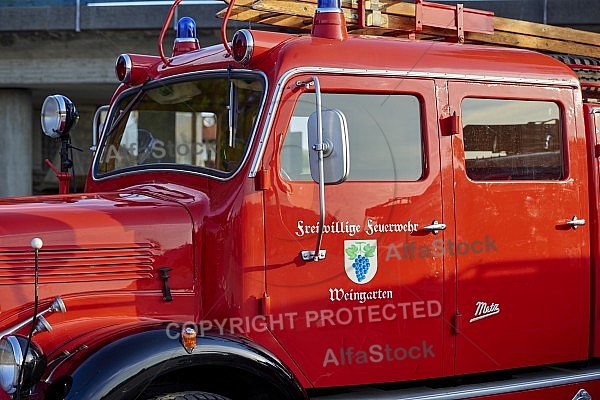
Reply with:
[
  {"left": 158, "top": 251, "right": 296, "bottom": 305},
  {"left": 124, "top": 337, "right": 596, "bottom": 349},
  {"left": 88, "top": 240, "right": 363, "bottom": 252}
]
[
  {"left": 218, "top": 0, "right": 600, "bottom": 58},
  {"left": 218, "top": 0, "right": 600, "bottom": 99}
]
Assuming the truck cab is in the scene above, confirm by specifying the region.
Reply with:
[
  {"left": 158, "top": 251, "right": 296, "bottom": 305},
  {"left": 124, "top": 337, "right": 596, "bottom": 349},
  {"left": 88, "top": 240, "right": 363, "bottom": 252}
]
[{"left": 2, "top": 1, "right": 600, "bottom": 399}]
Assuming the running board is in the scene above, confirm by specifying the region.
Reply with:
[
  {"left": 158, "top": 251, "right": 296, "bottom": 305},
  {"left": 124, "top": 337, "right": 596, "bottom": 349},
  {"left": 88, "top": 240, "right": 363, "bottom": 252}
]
[{"left": 314, "top": 363, "right": 600, "bottom": 399}]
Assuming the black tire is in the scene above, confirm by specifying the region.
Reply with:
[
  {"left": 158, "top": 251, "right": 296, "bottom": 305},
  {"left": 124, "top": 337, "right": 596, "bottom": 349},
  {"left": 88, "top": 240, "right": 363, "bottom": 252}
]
[{"left": 148, "top": 392, "right": 231, "bottom": 400}]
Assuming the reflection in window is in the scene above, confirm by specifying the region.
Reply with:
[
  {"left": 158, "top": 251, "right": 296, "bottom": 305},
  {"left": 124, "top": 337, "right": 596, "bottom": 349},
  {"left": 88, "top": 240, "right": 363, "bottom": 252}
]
[
  {"left": 281, "top": 93, "right": 423, "bottom": 181},
  {"left": 97, "top": 76, "right": 264, "bottom": 177},
  {"left": 462, "top": 98, "right": 563, "bottom": 181}
]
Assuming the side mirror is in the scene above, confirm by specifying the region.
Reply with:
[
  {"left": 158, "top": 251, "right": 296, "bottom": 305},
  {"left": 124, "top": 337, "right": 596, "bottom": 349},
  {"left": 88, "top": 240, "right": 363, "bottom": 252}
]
[
  {"left": 91, "top": 105, "right": 109, "bottom": 152},
  {"left": 307, "top": 108, "right": 349, "bottom": 184}
]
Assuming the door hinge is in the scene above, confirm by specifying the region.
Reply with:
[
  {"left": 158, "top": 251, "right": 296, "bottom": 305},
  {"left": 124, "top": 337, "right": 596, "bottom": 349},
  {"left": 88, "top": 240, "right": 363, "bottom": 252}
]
[
  {"left": 260, "top": 292, "right": 271, "bottom": 316},
  {"left": 255, "top": 168, "right": 271, "bottom": 191},
  {"left": 443, "top": 111, "right": 462, "bottom": 136},
  {"left": 453, "top": 312, "right": 462, "bottom": 335}
]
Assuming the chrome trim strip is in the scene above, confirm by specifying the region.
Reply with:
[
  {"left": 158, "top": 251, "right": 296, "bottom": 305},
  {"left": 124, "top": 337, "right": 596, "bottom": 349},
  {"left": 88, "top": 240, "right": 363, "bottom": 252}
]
[
  {"left": 91, "top": 69, "right": 269, "bottom": 183},
  {"left": 248, "top": 66, "right": 580, "bottom": 178},
  {"left": 317, "top": 364, "right": 600, "bottom": 399}
]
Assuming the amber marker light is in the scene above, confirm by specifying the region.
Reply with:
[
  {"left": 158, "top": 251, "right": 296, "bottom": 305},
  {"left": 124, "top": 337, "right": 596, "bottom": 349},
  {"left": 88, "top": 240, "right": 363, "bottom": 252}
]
[{"left": 182, "top": 327, "right": 197, "bottom": 354}]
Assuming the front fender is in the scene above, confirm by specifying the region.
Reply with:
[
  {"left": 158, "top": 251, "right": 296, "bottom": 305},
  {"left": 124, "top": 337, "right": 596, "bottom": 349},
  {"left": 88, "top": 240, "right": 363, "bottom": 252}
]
[{"left": 44, "top": 326, "right": 306, "bottom": 400}]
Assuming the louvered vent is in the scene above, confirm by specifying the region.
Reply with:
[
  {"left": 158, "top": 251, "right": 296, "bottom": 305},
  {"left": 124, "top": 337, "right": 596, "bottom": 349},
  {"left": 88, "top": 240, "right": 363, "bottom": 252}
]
[{"left": 0, "top": 244, "right": 155, "bottom": 284}]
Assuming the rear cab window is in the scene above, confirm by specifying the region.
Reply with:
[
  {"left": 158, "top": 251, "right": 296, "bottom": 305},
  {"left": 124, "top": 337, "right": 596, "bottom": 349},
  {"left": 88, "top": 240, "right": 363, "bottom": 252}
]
[{"left": 462, "top": 98, "right": 564, "bottom": 181}]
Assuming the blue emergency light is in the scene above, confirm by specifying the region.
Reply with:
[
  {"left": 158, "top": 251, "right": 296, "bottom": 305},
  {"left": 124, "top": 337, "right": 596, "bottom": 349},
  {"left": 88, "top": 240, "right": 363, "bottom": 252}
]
[
  {"left": 317, "top": 0, "right": 342, "bottom": 12},
  {"left": 173, "top": 16, "right": 200, "bottom": 56},
  {"left": 176, "top": 17, "right": 197, "bottom": 42}
]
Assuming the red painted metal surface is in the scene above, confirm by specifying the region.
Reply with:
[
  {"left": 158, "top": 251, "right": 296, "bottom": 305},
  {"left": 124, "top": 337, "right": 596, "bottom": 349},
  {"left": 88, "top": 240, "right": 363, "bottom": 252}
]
[
  {"left": 262, "top": 75, "right": 445, "bottom": 387},
  {"left": 587, "top": 103, "right": 600, "bottom": 358},
  {"left": 415, "top": 0, "right": 494, "bottom": 39},
  {"left": 0, "top": 188, "right": 196, "bottom": 322},
  {"left": 449, "top": 81, "right": 590, "bottom": 374},
  {"left": 312, "top": 10, "right": 348, "bottom": 40}
]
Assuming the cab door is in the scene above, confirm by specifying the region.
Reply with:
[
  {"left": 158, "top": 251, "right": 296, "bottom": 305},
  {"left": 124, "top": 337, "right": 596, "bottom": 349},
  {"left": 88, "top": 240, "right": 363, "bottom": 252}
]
[
  {"left": 586, "top": 104, "right": 600, "bottom": 357},
  {"left": 448, "top": 82, "right": 590, "bottom": 374},
  {"left": 262, "top": 74, "right": 448, "bottom": 387}
]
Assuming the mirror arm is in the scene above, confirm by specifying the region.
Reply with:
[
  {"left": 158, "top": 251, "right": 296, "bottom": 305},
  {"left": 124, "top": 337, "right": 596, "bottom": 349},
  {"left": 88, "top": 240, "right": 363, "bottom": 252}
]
[
  {"left": 310, "top": 76, "right": 327, "bottom": 261},
  {"left": 301, "top": 77, "right": 342, "bottom": 262}
]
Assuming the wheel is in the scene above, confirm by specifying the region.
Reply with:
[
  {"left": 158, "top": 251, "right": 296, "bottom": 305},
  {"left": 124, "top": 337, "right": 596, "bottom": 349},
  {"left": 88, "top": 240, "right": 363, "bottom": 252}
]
[{"left": 148, "top": 391, "right": 231, "bottom": 400}]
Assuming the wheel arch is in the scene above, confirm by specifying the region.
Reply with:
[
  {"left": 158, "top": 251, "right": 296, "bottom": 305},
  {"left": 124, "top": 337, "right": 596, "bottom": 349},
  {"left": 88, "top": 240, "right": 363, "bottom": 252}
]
[{"left": 44, "top": 326, "right": 307, "bottom": 400}]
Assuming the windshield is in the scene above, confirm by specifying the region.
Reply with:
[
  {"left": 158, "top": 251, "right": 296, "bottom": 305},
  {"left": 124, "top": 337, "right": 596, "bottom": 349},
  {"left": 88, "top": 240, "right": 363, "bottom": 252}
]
[{"left": 95, "top": 73, "right": 265, "bottom": 178}]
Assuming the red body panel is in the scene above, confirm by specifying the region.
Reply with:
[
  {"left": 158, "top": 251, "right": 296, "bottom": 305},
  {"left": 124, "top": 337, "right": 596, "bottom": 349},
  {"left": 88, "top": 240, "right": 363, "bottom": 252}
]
[
  {"left": 263, "top": 75, "right": 446, "bottom": 387},
  {"left": 0, "top": 188, "right": 197, "bottom": 329},
  {"left": 587, "top": 103, "right": 600, "bottom": 357},
  {"left": 449, "top": 82, "right": 590, "bottom": 373}
]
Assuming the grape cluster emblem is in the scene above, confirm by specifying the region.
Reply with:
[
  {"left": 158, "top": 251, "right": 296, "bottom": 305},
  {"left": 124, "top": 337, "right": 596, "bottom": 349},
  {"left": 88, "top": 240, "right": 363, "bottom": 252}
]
[{"left": 344, "top": 240, "right": 378, "bottom": 284}]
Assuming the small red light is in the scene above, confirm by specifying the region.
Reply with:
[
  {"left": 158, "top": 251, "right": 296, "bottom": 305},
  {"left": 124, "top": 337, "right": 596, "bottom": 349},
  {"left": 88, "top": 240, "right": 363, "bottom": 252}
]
[
  {"left": 115, "top": 54, "right": 132, "bottom": 83},
  {"left": 232, "top": 30, "right": 253, "bottom": 65}
]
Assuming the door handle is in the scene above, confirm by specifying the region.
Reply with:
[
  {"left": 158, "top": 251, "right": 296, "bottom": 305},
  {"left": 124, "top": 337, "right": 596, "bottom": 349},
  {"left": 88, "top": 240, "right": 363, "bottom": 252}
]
[
  {"left": 423, "top": 220, "right": 446, "bottom": 235},
  {"left": 566, "top": 216, "right": 586, "bottom": 229}
]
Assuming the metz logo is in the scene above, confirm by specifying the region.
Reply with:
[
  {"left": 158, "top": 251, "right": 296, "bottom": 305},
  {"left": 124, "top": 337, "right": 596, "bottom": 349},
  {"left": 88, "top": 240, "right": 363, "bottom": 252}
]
[{"left": 469, "top": 301, "right": 500, "bottom": 323}]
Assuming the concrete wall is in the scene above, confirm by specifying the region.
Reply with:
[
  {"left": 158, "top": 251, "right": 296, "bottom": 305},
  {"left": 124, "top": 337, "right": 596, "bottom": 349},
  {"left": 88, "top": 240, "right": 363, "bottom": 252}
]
[{"left": 0, "top": 90, "right": 32, "bottom": 197}]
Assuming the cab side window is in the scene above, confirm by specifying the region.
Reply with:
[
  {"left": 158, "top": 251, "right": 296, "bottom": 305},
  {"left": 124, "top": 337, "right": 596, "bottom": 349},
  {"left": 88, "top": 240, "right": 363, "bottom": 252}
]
[
  {"left": 281, "top": 93, "right": 424, "bottom": 181},
  {"left": 462, "top": 98, "right": 563, "bottom": 181}
]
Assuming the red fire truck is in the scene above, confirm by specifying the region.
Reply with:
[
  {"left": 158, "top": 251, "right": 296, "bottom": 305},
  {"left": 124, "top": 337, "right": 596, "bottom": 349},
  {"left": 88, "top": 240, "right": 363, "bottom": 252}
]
[{"left": 2, "top": 0, "right": 600, "bottom": 399}]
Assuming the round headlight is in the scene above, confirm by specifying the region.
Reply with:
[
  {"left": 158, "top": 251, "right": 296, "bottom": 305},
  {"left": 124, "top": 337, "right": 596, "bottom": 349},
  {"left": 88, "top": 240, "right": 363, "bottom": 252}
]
[
  {"left": 0, "top": 336, "right": 46, "bottom": 395},
  {"left": 0, "top": 336, "right": 23, "bottom": 394},
  {"left": 41, "top": 95, "right": 79, "bottom": 139}
]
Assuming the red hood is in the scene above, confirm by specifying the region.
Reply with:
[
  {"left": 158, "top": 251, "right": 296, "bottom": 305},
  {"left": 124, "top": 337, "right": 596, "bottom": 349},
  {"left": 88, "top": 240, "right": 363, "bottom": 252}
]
[
  {"left": 0, "top": 191, "right": 191, "bottom": 250},
  {"left": 0, "top": 190, "right": 195, "bottom": 326}
]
